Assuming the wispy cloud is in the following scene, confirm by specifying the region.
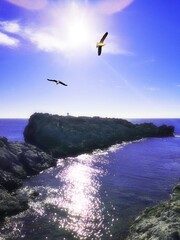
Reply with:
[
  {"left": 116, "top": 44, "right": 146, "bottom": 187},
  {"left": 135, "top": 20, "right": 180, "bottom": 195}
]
[
  {"left": 177, "top": 84, "right": 180, "bottom": 88},
  {"left": 24, "top": 29, "right": 66, "bottom": 52},
  {"left": 95, "top": 0, "right": 134, "bottom": 15},
  {"left": 1, "top": 1, "right": 133, "bottom": 56},
  {"left": 5, "top": 0, "right": 48, "bottom": 10},
  {"left": 106, "top": 41, "right": 133, "bottom": 55},
  {"left": 146, "top": 87, "right": 159, "bottom": 92},
  {"left": 134, "top": 58, "right": 155, "bottom": 66},
  {"left": 0, "top": 20, "right": 20, "bottom": 33},
  {"left": 0, "top": 32, "right": 19, "bottom": 47}
]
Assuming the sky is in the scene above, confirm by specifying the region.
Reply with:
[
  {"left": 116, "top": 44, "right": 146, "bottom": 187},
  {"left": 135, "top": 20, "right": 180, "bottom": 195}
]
[{"left": 0, "top": 0, "right": 180, "bottom": 119}]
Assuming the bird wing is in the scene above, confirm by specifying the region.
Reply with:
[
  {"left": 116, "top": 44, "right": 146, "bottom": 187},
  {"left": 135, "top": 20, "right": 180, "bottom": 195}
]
[
  {"left": 98, "top": 46, "right": 102, "bottom": 56},
  {"left": 47, "top": 79, "right": 57, "bottom": 83},
  {"left": 100, "top": 32, "right": 108, "bottom": 43},
  {"left": 47, "top": 78, "right": 67, "bottom": 86},
  {"left": 58, "top": 80, "right": 68, "bottom": 86}
]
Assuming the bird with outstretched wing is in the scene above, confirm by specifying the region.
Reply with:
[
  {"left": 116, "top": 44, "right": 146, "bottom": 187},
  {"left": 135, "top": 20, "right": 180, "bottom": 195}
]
[
  {"left": 47, "top": 79, "right": 67, "bottom": 86},
  {"left": 96, "top": 32, "right": 108, "bottom": 56}
]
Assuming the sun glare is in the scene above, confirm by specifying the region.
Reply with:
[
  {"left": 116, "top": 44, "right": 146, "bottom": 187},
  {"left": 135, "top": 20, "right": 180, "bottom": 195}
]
[
  {"left": 63, "top": 3, "right": 96, "bottom": 51},
  {"left": 48, "top": 2, "right": 101, "bottom": 55},
  {"left": 67, "top": 19, "right": 90, "bottom": 48}
]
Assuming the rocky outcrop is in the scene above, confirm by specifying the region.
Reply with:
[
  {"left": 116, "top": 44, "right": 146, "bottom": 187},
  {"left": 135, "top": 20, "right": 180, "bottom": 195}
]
[
  {"left": 0, "top": 137, "right": 57, "bottom": 219},
  {"left": 24, "top": 113, "right": 174, "bottom": 158},
  {"left": 126, "top": 183, "right": 180, "bottom": 240},
  {"left": 0, "top": 188, "right": 28, "bottom": 220}
]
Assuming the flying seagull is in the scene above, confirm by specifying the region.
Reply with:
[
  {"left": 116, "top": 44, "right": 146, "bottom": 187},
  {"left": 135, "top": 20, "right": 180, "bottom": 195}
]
[
  {"left": 47, "top": 79, "right": 67, "bottom": 86},
  {"left": 96, "top": 32, "right": 108, "bottom": 56}
]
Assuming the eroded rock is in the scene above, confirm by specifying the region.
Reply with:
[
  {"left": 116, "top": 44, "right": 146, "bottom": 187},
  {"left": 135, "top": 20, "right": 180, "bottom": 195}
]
[{"left": 126, "top": 183, "right": 180, "bottom": 240}]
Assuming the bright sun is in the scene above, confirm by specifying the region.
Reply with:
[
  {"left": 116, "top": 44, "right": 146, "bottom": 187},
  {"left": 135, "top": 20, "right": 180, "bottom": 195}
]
[
  {"left": 67, "top": 19, "right": 90, "bottom": 48},
  {"left": 49, "top": 2, "right": 100, "bottom": 55},
  {"left": 63, "top": 3, "right": 96, "bottom": 50}
]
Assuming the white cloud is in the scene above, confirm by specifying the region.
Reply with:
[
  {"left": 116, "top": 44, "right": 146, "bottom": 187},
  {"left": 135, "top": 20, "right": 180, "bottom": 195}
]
[
  {"left": 0, "top": 1, "right": 133, "bottom": 56},
  {"left": 25, "top": 29, "right": 66, "bottom": 52},
  {"left": 0, "top": 21, "right": 20, "bottom": 33},
  {"left": 0, "top": 32, "right": 19, "bottom": 47},
  {"left": 177, "top": 84, "right": 180, "bottom": 88}
]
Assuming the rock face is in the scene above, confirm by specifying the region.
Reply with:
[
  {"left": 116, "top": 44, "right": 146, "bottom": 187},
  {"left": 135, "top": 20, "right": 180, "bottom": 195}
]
[
  {"left": 0, "top": 188, "right": 28, "bottom": 220},
  {"left": 0, "top": 137, "right": 57, "bottom": 219},
  {"left": 24, "top": 113, "right": 174, "bottom": 158},
  {"left": 126, "top": 183, "right": 180, "bottom": 240}
]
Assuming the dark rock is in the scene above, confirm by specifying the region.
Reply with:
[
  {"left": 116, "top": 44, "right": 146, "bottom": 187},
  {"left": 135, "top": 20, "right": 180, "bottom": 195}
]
[
  {"left": 0, "top": 137, "right": 57, "bottom": 180},
  {"left": 29, "top": 190, "right": 39, "bottom": 198},
  {"left": 19, "top": 144, "right": 56, "bottom": 175},
  {"left": 0, "top": 169, "right": 23, "bottom": 191},
  {"left": 0, "top": 136, "right": 57, "bottom": 220},
  {"left": 158, "top": 125, "right": 175, "bottom": 137},
  {"left": 24, "top": 112, "right": 174, "bottom": 158},
  {"left": 0, "top": 189, "right": 28, "bottom": 219},
  {"left": 0, "top": 141, "right": 26, "bottom": 178},
  {"left": 170, "top": 231, "right": 180, "bottom": 240}
]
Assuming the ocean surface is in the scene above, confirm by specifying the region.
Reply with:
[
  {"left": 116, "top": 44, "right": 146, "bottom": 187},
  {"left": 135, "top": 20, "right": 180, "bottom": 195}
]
[
  {"left": 0, "top": 119, "right": 28, "bottom": 142},
  {"left": 0, "top": 118, "right": 180, "bottom": 240}
]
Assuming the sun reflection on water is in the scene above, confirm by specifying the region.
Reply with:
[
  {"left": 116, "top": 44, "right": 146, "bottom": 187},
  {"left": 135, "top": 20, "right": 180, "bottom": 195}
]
[
  {"left": 45, "top": 153, "right": 110, "bottom": 239},
  {"left": 0, "top": 150, "right": 118, "bottom": 240}
]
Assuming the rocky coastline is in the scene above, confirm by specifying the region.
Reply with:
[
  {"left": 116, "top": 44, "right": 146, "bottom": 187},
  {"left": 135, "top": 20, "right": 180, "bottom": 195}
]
[
  {"left": 0, "top": 113, "right": 176, "bottom": 223},
  {"left": 0, "top": 137, "right": 56, "bottom": 220},
  {"left": 126, "top": 183, "right": 180, "bottom": 240}
]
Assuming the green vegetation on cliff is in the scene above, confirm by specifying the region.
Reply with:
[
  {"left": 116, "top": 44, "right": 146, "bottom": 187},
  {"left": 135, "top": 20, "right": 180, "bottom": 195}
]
[{"left": 24, "top": 113, "right": 174, "bottom": 158}]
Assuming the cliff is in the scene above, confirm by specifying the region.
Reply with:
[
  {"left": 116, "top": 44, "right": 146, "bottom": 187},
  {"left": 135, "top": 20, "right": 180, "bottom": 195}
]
[
  {"left": 0, "top": 137, "right": 57, "bottom": 219},
  {"left": 24, "top": 113, "right": 174, "bottom": 158},
  {"left": 126, "top": 183, "right": 180, "bottom": 240}
]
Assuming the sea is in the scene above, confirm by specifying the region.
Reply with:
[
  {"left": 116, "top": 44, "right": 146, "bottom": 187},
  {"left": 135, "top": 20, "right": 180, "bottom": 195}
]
[{"left": 0, "top": 118, "right": 180, "bottom": 240}]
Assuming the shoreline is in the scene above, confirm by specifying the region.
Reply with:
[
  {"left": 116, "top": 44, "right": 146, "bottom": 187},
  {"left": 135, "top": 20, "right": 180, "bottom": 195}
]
[
  {"left": 0, "top": 138, "right": 179, "bottom": 240},
  {"left": 0, "top": 114, "right": 177, "bottom": 234},
  {"left": 126, "top": 183, "right": 180, "bottom": 239}
]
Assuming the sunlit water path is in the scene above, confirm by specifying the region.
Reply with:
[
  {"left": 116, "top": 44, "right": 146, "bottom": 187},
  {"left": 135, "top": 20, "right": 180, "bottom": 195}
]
[{"left": 0, "top": 119, "right": 180, "bottom": 239}]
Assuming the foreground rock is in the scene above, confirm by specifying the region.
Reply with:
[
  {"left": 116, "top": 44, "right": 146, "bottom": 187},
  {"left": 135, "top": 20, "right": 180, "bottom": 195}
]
[
  {"left": 0, "top": 188, "right": 28, "bottom": 220},
  {"left": 126, "top": 183, "right": 180, "bottom": 240},
  {"left": 24, "top": 113, "right": 174, "bottom": 158},
  {"left": 0, "top": 137, "right": 57, "bottom": 219}
]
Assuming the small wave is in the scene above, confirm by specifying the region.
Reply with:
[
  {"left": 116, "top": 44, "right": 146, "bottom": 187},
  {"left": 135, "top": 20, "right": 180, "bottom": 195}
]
[{"left": 175, "top": 135, "right": 180, "bottom": 138}]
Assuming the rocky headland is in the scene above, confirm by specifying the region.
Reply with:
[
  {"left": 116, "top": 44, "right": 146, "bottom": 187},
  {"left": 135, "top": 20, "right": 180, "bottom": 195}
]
[
  {"left": 0, "top": 137, "right": 56, "bottom": 220},
  {"left": 126, "top": 183, "right": 180, "bottom": 240},
  {"left": 24, "top": 113, "right": 174, "bottom": 158},
  {"left": 0, "top": 113, "right": 175, "bottom": 222}
]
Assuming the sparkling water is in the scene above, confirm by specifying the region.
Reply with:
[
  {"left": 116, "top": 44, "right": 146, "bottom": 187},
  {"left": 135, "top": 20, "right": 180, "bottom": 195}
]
[{"left": 0, "top": 119, "right": 180, "bottom": 239}]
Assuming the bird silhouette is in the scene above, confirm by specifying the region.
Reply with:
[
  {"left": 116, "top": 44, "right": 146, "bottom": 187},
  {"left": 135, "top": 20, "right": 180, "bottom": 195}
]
[
  {"left": 96, "top": 32, "right": 108, "bottom": 56},
  {"left": 47, "top": 79, "right": 67, "bottom": 86}
]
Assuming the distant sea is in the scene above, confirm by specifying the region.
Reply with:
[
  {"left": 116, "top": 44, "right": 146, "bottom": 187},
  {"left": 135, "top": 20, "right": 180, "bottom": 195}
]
[
  {"left": 0, "top": 119, "right": 28, "bottom": 142},
  {"left": 0, "top": 118, "right": 180, "bottom": 240}
]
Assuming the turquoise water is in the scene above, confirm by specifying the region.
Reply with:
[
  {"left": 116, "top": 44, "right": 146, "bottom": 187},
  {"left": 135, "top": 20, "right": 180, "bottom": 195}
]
[{"left": 0, "top": 119, "right": 180, "bottom": 239}]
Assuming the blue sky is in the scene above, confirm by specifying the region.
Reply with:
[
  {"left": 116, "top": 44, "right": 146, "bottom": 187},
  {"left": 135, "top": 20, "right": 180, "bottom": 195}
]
[{"left": 0, "top": 0, "right": 180, "bottom": 118}]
